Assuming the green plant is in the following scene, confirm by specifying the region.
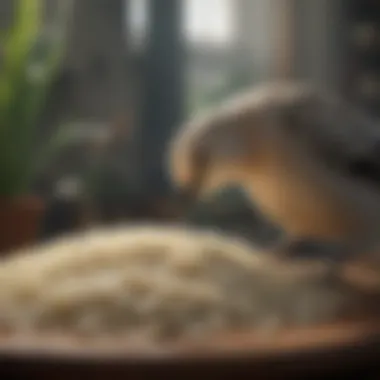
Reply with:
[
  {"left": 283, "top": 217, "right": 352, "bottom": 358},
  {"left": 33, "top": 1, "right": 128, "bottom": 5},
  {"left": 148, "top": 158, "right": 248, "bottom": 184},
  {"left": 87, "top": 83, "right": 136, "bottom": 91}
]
[
  {"left": 204, "top": 67, "right": 255, "bottom": 106},
  {"left": 0, "top": 0, "right": 72, "bottom": 197},
  {"left": 187, "top": 64, "right": 258, "bottom": 114}
]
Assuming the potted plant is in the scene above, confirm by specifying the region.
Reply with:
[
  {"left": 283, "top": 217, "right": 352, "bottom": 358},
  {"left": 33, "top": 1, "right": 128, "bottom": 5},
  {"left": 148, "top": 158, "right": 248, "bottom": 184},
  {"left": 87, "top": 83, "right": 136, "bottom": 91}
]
[{"left": 0, "top": 0, "right": 72, "bottom": 254}]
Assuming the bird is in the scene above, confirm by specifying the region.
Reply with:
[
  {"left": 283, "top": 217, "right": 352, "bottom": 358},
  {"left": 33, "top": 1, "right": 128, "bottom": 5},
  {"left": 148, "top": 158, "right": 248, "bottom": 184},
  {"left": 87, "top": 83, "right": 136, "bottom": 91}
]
[{"left": 167, "top": 80, "right": 380, "bottom": 277}]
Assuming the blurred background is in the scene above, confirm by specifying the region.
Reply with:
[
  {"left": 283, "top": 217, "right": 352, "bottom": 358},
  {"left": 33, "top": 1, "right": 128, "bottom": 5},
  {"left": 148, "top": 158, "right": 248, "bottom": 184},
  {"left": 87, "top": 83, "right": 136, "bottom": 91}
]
[{"left": 0, "top": 0, "right": 378, "bottom": 250}]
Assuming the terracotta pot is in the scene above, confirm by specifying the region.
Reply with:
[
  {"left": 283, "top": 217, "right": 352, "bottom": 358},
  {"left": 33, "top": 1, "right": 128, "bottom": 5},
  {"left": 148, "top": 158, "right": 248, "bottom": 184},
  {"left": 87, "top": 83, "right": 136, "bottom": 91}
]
[
  {"left": 0, "top": 196, "right": 44, "bottom": 255},
  {"left": 0, "top": 320, "right": 379, "bottom": 378}
]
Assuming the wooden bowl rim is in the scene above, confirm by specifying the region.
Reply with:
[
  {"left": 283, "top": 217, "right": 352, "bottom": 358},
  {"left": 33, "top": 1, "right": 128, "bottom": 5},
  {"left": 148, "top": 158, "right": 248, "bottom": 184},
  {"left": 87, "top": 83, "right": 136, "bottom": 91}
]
[{"left": 0, "top": 319, "right": 379, "bottom": 365}]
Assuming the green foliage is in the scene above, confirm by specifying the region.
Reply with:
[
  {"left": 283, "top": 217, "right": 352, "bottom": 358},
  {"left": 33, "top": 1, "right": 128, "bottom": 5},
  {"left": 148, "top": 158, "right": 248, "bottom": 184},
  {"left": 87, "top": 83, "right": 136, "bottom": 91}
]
[
  {"left": 203, "top": 68, "right": 255, "bottom": 106},
  {"left": 188, "top": 65, "right": 257, "bottom": 114},
  {"left": 0, "top": 0, "right": 72, "bottom": 196}
]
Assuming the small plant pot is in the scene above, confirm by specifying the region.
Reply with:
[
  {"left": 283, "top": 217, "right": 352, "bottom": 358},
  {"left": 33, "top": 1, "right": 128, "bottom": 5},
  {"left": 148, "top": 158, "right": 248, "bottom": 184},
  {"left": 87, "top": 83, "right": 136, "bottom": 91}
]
[{"left": 0, "top": 196, "right": 44, "bottom": 255}]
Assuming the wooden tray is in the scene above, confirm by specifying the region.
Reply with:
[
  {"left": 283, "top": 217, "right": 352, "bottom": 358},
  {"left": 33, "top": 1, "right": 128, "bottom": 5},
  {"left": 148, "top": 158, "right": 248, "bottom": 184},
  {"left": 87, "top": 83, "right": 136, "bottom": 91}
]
[{"left": 0, "top": 320, "right": 380, "bottom": 379}]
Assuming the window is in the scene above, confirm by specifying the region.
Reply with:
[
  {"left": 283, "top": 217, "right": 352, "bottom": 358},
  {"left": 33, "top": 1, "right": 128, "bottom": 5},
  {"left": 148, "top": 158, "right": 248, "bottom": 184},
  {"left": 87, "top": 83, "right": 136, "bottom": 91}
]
[
  {"left": 127, "top": 0, "right": 235, "bottom": 48},
  {"left": 184, "top": 0, "right": 235, "bottom": 46},
  {"left": 127, "top": 0, "right": 148, "bottom": 49}
]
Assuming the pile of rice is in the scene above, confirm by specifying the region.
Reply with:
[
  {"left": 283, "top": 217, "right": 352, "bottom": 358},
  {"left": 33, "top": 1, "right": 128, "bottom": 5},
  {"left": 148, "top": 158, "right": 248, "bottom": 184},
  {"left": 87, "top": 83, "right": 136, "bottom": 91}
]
[{"left": 0, "top": 225, "right": 369, "bottom": 341}]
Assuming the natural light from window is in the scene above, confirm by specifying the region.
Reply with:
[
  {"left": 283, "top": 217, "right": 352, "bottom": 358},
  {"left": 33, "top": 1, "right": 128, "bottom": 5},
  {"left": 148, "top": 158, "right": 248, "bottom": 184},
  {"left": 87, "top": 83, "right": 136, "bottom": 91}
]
[{"left": 127, "top": 0, "right": 235, "bottom": 47}]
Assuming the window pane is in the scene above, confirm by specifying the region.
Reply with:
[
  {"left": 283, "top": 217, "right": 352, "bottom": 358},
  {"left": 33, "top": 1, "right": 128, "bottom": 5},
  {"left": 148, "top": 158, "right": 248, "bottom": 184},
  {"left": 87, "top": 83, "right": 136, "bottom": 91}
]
[{"left": 184, "top": 0, "right": 235, "bottom": 46}]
